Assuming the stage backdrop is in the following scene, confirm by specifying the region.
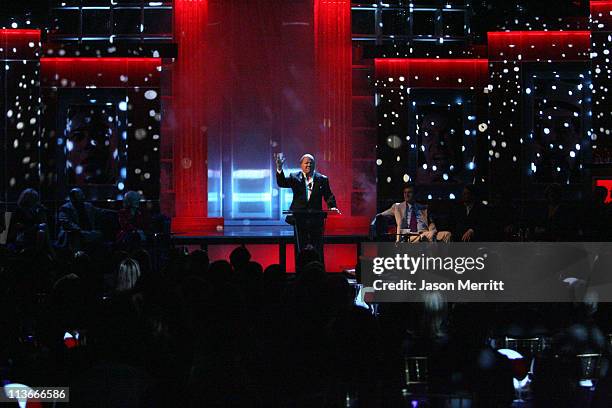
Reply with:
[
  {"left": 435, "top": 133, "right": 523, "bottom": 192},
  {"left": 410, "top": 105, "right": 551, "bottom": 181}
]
[{"left": 165, "top": 0, "right": 370, "bottom": 233}]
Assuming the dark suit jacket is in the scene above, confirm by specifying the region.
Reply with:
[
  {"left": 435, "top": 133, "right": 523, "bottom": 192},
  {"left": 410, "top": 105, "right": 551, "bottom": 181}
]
[
  {"left": 276, "top": 170, "right": 336, "bottom": 224},
  {"left": 57, "top": 201, "right": 115, "bottom": 245},
  {"left": 452, "top": 202, "right": 489, "bottom": 241}
]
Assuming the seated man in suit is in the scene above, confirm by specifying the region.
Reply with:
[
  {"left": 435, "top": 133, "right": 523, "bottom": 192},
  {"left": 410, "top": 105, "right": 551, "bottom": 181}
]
[
  {"left": 377, "top": 183, "right": 451, "bottom": 242},
  {"left": 529, "top": 183, "right": 573, "bottom": 241},
  {"left": 58, "top": 188, "right": 116, "bottom": 250},
  {"left": 452, "top": 184, "right": 488, "bottom": 242},
  {"left": 275, "top": 153, "right": 339, "bottom": 260}
]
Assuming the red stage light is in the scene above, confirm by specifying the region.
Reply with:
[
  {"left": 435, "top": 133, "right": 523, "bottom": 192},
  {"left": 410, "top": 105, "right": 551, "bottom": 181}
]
[
  {"left": 0, "top": 29, "right": 41, "bottom": 60},
  {"left": 40, "top": 57, "right": 162, "bottom": 88},
  {"left": 375, "top": 58, "right": 489, "bottom": 88},
  {"left": 487, "top": 31, "right": 591, "bottom": 61},
  {"left": 0, "top": 29, "right": 40, "bottom": 36},
  {"left": 40, "top": 57, "right": 161, "bottom": 63}
]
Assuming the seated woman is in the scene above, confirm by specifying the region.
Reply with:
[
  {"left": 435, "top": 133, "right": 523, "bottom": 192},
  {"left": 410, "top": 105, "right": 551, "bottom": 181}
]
[{"left": 117, "top": 191, "right": 151, "bottom": 248}]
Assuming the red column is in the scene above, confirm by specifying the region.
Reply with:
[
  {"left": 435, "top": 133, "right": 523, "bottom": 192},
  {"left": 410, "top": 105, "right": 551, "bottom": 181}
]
[
  {"left": 172, "top": 0, "right": 221, "bottom": 232},
  {"left": 314, "top": 0, "right": 355, "bottom": 228}
]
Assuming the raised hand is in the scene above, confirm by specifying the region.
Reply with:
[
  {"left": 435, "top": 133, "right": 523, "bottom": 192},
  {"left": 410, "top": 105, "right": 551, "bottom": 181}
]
[{"left": 273, "top": 152, "right": 286, "bottom": 171}]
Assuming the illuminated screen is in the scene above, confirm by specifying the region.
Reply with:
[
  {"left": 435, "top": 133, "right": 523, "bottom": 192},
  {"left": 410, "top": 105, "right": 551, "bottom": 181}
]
[
  {"left": 65, "top": 105, "right": 118, "bottom": 186},
  {"left": 595, "top": 179, "right": 612, "bottom": 204}
]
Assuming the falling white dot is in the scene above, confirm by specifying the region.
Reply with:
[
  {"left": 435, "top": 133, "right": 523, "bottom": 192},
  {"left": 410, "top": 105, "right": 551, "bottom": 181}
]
[
  {"left": 144, "top": 90, "right": 158, "bottom": 100},
  {"left": 135, "top": 129, "right": 147, "bottom": 140}
]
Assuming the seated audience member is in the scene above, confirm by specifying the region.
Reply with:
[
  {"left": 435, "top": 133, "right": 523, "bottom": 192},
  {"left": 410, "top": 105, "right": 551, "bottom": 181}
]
[
  {"left": 530, "top": 183, "right": 572, "bottom": 241},
  {"left": 8, "top": 188, "right": 50, "bottom": 251},
  {"left": 117, "top": 190, "right": 151, "bottom": 247},
  {"left": 116, "top": 257, "right": 141, "bottom": 293},
  {"left": 229, "top": 245, "right": 251, "bottom": 272},
  {"left": 58, "top": 187, "right": 115, "bottom": 250},
  {"left": 377, "top": 183, "right": 451, "bottom": 242},
  {"left": 452, "top": 184, "right": 488, "bottom": 242}
]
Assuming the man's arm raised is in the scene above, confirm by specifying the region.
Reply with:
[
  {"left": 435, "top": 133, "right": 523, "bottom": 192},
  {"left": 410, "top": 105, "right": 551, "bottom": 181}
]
[{"left": 274, "top": 153, "right": 290, "bottom": 188}]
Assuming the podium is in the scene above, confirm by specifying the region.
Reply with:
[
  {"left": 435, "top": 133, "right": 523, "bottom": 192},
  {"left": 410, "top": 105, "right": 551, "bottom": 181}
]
[{"left": 283, "top": 209, "right": 333, "bottom": 264}]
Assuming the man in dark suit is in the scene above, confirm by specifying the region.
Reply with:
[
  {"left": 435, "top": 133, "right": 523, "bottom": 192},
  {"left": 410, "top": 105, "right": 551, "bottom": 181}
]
[
  {"left": 275, "top": 153, "right": 339, "bottom": 261},
  {"left": 58, "top": 188, "right": 116, "bottom": 250},
  {"left": 453, "top": 184, "right": 489, "bottom": 242}
]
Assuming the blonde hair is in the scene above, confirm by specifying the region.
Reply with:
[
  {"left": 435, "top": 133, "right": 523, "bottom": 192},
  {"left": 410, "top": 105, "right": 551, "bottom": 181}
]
[
  {"left": 300, "top": 154, "right": 315, "bottom": 164},
  {"left": 116, "top": 258, "right": 141, "bottom": 292}
]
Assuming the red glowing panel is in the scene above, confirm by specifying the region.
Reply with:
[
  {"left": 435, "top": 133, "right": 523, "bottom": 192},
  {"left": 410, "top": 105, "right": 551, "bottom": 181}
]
[
  {"left": 288, "top": 243, "right": 356, "bottom": 273},
  {"left": 487, "top": 31, "right": 590, "bottom": 61},
  {"left": 315, "top": 0, "right": 353, "bottom": 217},
  {"left": 375, "top": 59, "right": 489, "bottom": 88},
  {"left": 206, "top": 244, "right": 280, "bottom": 270},
  {"left": 595, "top": 179, "right": 612, "bottom": 203},
  {"left": 202, "top": 243, "right": 357, "bottom": 273},
  {"left": 0, "top": 29, "right": 40, "bottom": 60},
  {"left": 591, "top": 1, "right": 612, "bottom": 30},
  {"left": 325, "top": 215, "right": 370, "bottom": 234},
  {"left": 323, "top": 244, "right": 358, "bottom": 273},
  {"left": 172, "top": 0, "right": 209, "bottom": 224},
  {"left": 40, "top": 58, "right": 161, "bottom": 88}
]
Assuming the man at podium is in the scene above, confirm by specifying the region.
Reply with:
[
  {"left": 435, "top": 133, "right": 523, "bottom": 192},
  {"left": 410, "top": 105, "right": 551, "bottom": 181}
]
[{"left": 274, "top": 153, "right": 339, "bottom": 261}]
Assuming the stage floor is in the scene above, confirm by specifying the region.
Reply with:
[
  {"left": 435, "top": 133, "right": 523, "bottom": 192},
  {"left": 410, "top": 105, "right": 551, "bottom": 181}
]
[{"left": 172, "top": 225, "right": 368, "bottom": 273}]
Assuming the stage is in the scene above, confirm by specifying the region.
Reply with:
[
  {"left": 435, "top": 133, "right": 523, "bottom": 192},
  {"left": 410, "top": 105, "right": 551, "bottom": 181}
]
[{"left": 171, "top": 224, "right": 368, "bottom": 273}]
